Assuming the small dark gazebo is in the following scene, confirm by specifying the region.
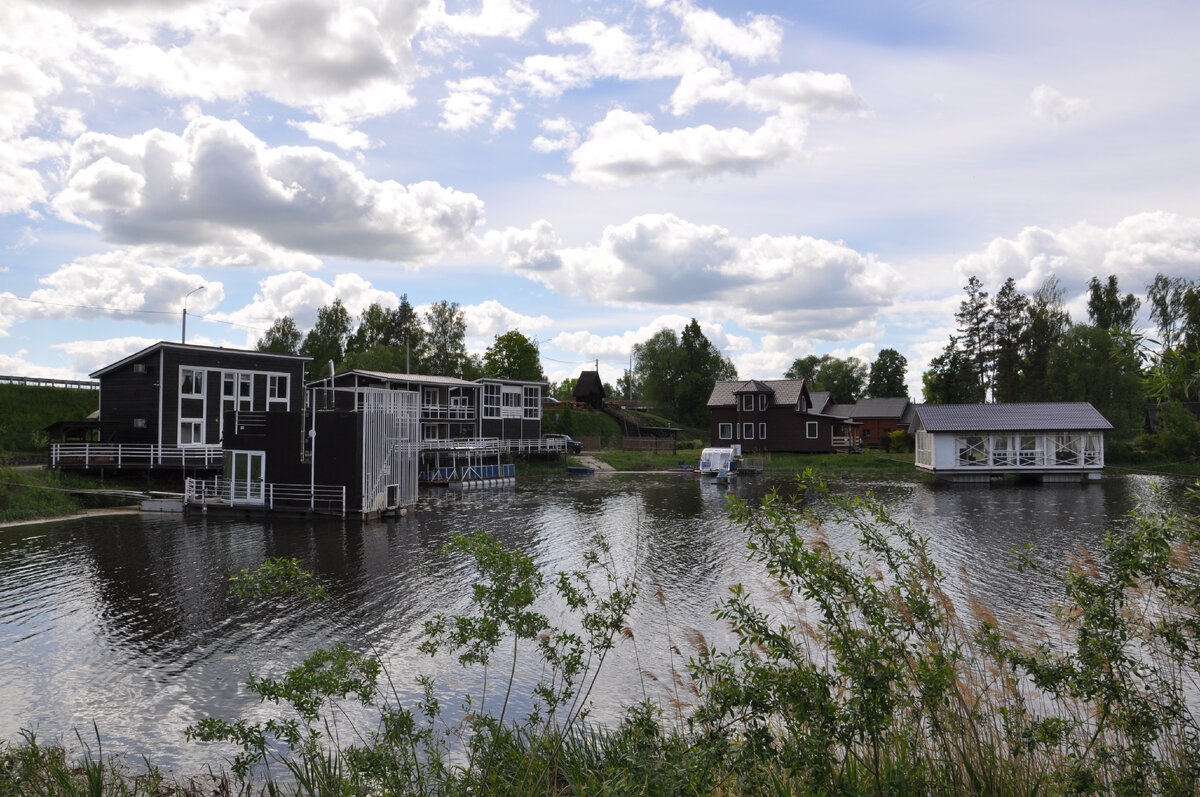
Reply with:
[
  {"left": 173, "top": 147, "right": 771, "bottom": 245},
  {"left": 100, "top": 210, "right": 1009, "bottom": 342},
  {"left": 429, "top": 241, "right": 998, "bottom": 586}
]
[{"left": 573, "top": 370, "right": 606, "bottom": 410}]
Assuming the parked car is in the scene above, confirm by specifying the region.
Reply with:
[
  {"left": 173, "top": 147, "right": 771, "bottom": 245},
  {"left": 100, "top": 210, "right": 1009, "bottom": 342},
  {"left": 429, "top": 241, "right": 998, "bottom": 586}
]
[{"left": 542, "top": 433, "right": 582, "bottom": 453}]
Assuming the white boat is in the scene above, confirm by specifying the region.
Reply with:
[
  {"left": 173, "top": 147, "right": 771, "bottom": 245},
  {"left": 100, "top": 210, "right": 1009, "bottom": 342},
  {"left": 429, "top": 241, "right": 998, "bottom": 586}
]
[{"left": 699, "top": 446, "right": 741, "bottom": 477}]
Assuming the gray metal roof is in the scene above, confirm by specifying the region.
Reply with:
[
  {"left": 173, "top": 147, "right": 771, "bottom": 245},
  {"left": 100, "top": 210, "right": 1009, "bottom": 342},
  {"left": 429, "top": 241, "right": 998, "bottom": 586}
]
[
  {"left": 826, "top": 403, "right": 857, "bottom": 419},
  {"left": 90, "top": 340, "right": 310, "bottom": 378},
  {"left": 911, "top": 402, "right": 1113, "bottom": 433},
  {"left": 328, "top": 370, "right": 479, "bottom": 388},
  {"left": 808, "top": 391, "right": 832, "bottom": 412},
  {"left": 852, "top": 397, "right": 911, "bottom": 419},
  {"left": 707, "top": 378, "right": 806, "bottom": 408}
]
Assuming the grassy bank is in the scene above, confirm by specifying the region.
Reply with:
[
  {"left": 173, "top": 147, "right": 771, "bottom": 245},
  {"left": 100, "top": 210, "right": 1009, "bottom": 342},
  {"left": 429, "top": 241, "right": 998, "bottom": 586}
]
[
  {"left": 6, "top": 474, "right": 1197, "bottom": 795},
  {"left": 0, "top": 466, "right": 139, "bottom": 523},
  {"left": 592, "top": 446, "right": 920, "bottom": 477},
  {"left": 0, "top": 383, "right": 98, "bottom": 455}
]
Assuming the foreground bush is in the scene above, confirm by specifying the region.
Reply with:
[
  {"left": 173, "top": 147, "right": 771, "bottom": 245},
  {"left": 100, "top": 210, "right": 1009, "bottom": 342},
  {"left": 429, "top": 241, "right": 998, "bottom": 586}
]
[{"left": 5, "top": 476, "right": 1199, "bottom": 795}]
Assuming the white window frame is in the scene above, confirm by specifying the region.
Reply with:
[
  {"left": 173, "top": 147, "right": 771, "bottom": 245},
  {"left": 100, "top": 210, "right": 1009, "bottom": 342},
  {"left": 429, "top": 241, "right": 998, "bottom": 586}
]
[
  {"left": 718, "top": 422, "right": 733, "bottom": 440},
  {"left": 483, "top": 383, "right": 501, "bottom": 419},
  {"left": 180, "top": 368, "right": 204, "bottom": 396},
  {"left": 238, "top": 373, "right": 253, "bottom": 411},
  {"left": 957, "top": 435, "right": 988, "bottom": 467},
  {"left": 759, "top": 422, "right": 766, "bottom": 440},
  {"left": 179, "top": 420, "right": 203, "bottom": 445},
  {"left": 742, "top": 422, "right": 755, "bottom": 440},
  {"left": 742, "top": 394, "right": 754, "bottom": 411},
  {"left": 267, "top": 374, "right": 288, "bottom": 410},
  {"left": 759, "top": 394, "right": 768, "bottom": 410},
  {"left": 523, "top": 386, "right": 541, "bottom": 419},
  {"left": 806, "top": 421, "right": 818, "bottom": 439},
  {"left": 501, "top": 386, "right": 522, "bottom": 418}
]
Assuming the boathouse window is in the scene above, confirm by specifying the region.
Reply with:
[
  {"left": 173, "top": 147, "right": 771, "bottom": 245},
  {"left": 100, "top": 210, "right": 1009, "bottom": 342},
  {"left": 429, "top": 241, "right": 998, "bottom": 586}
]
[
  {"left": 915, "top": 430, "right": 932, "bottom": 467},
  {"left": 759, "top": 422, "right": 766, "bottom": 439},
  {"left": 179, "top": 420, "right": 202, "bottom": 445},
  {"left": 483, "top": 383, "right": 501, "bottom": 418},
  {"left": 1083, "top": 433, "right": 1103, "bottom": 466},
  {"left": 719, "top": 423, "right": 732, "bottom": 440},
  {"left": 267, "top": 375, "right": 288, "bottom": 410},
  {"left": 742, "top": 423, "right": 754, "bottom": 439},
  {"left": 502, "top": 387, "right": 522, "bottom": 418},
  {"left": 992, "top": 435, "right": 1015, "bottom": 466},
  {"left": 957, "top": 436, "right": 987, "bottom": 466},
  {"left": 1054, "top": 433, "right": 1081, "bottom": 465},
  {"left": 742, "top": 395, "right": 754, "bottom": 411},
  {"left": 806, "top": 421, "right": 818, "bottom": 439},
  {"left": 1018, "top": 435, "right": 1041, "bottom": 466},
  {"left": 523, "top": 386, "right": 540, "bottom": 419},
  {"left": 181, "top": 368, "right": 203, "bottom": 396}
]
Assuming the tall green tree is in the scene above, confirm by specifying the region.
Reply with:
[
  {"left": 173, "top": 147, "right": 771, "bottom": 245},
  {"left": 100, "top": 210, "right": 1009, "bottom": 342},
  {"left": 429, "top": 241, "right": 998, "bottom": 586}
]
[
  {"left": 677, "top": 319, "right": 737, "bottom": 427},
  {"left": 1020, "top": 277, "right": 1070, "bottom": 401},
  {"left": 634, "top": 328, "right": 686, "bottom": 418},
  {"left": 1046, "top": 325, "right": 1145, "bottom": 436},
  {"left": 922, "top": 337, "right": 983, "bottom": 404},
  {"left": 1086, "top": 274, "right": 1140, "bottom": 330},
  {"left": 954, "top": 276, "right": 992, "bottom": 400},
  {"left": 345, "top": 302, "right": 398, "bottom": 356},
  {"left": 424, "top": 300, "right": 468, "bottom": 377},
  {"left": 483, "top": 331, "right": 546, "bottom": 382},
  {"left": 866, "top": 348, "right": 908, "bottom": 397},
  {"left": 816, "top": 357, "right": 868, "bottom": 404},
  {"left": 785, "top": 354, "right": 830, "bottom": 384},
  {"left": 1147, "top": 274, "right": 1193, "bottom": 351},
  {"left": 991, "top": 278, "right": 1029, "bottom": 403},
  {"left": 299, "top": 299, "right": 353, "bottom": 378},
  {"left": 256, "top": 316, "right": 302, "bottom": 355}
]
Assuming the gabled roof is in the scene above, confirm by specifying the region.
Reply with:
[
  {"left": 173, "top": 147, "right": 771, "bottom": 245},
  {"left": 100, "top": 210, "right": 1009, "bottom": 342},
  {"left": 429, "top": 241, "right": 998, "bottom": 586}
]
[
  {"left": 574, "top": 370, "right": 605, "bottom": 397},
  {"left": 808, "top": 391, "right": 832, "bottom": 412},
  {"left": 707, "top": 378, "right": 807, "bottom": 408},
  {"left": 826, "top": 403, "right": 857, "bottom": 419},
  {"left": 852, "top": 397, "right": 911, "bottom": 420},
  {"left": 90, "top": 341, "right": 310, "bottom": 378},
  {"left": 911, "top": 402, "right": 1113, "bottom": 433},
  {"left": 732, "top": 379, "right": 776, "bottom": 394}
]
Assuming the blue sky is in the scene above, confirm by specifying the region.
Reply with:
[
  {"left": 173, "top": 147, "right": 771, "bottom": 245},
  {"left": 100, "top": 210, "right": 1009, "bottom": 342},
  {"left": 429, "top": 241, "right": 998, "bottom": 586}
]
[{"left": 2, "top": 0, "right": 1198, "bottom": 394}]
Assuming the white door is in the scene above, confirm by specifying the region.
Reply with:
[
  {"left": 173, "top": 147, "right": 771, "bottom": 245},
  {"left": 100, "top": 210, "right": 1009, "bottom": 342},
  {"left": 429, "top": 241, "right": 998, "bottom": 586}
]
[{"left": 225, "top": 450, "right": 265, "bottom": 504}]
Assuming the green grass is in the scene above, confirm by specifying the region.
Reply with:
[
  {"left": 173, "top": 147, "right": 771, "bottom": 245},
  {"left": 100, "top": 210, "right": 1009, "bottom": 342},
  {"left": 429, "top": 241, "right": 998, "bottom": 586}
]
[
  {"left": 0, "top": 383, "right": 98, "bottom": 454},
  {"left": 591, "top": 446, "right": 921, "bottom": 477},
  {"left": 0, "top": 466, "right": 139, "bottom": 523}
]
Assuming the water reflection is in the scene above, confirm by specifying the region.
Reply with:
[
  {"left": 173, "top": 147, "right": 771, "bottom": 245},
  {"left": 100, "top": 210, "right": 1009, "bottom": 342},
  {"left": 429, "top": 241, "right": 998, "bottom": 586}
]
[{"left": 0, "top": 472, "right": 1189, "bottom": 775}]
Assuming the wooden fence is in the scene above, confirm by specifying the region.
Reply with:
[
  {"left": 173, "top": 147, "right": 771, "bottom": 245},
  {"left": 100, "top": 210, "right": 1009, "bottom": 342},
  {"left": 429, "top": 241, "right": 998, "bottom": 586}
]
[{"left": 622, "top": 437, "right": 675, "bottom": 452}]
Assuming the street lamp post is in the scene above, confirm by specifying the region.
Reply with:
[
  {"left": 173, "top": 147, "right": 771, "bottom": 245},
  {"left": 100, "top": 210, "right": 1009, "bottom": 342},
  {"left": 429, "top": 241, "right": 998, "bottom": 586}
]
[{"left": 182, "top": 285, "right": 205, "bottom": 344}]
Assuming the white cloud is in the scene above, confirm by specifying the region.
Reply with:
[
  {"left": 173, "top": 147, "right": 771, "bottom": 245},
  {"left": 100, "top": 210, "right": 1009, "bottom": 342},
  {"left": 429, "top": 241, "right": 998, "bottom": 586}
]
[
  {"left": 501, "top": 213, "right": 898, "bottom": 339},
  {"left": 568, "top": 108, "right": 808, "bottom": 186},
  {"left": 955, "top": 211, "right": 1200, "bottom": 299},
  {"left": 51, "top": 337, "right": 159, "bottom": 378},
  {"left": 463, "top": 299, "right": 553, "bottom": 339},
  {"left": 669, "top": 0, "right": 781, "bottom": 62},
  {"left": 669, "top": 68, "right": 863, "bottom": 116},
  {"left": 53, "top": 116, "right": 485, "bottom": 263},
  {"left": 216, "top": 270, "right": 399, "bottom": 340},
  {"left": 531, "top": 116, "right": 578, "bottom": 153},
  {"left": 287, "top": 120, "right": 373, "bottom": 151},
  {"left": 1029, "top": 84, "right": 1088, "bottom": 125},
  {"left": 439, "top": 76, "right": 501, "bottom": 131},
  {"left": 421, "top": 0, "right": 537, "bottom": 40}
]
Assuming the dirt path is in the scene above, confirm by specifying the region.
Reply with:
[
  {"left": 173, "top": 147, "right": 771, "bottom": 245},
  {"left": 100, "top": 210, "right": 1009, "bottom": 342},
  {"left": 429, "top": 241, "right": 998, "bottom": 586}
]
[{"left": 575, "top": 454, "right": 616, "bottom": 472}]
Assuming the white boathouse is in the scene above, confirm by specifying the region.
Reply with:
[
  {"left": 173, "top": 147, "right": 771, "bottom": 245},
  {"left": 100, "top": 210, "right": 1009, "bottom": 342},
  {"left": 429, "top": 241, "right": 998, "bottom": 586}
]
[{"left": 911, "top": 402, "right": 1113, "bottom": 483}]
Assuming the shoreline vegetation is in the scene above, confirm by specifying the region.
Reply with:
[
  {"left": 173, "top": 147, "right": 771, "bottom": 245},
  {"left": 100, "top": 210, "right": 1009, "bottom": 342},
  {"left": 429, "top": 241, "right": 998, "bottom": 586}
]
[{"left": 3, "top": 472, "right": 1199, "bottom": 795}]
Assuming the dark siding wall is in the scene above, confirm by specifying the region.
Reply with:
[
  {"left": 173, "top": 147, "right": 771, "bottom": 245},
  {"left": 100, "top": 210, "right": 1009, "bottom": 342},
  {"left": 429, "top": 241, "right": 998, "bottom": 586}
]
[
  {"left": 98, "top": 351, "right": 161, "bottom": 444},
  {"left": 313, "top": 411, "right": 363, "bottom": 509},
  {"left": 480, "top": 417, "right": 542, "bottom": 440},
  {"left": 223, "top": 411, "right": 309, "bottom": 484},
  {"left": 710, "top": 406, "right": 837, "bottom": 453}
]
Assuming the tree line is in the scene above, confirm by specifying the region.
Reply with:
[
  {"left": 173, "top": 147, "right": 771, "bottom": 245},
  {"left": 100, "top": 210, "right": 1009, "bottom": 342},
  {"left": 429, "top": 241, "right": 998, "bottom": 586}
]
[
  {"left": 923, "top": 272, "right": 1200, "bottom": 439},
  {"left": 256, "top": 296, "right": 546, "bottom": 383}
]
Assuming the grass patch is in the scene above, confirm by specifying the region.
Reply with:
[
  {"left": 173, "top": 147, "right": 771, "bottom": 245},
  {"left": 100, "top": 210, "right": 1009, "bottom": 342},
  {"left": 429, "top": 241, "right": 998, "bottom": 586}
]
[
  {"left": 0, "top": 466, "right": 139, "bottom": 523},
  {"left": 0, "top": 383, "right": 98, "bottom": 454}
]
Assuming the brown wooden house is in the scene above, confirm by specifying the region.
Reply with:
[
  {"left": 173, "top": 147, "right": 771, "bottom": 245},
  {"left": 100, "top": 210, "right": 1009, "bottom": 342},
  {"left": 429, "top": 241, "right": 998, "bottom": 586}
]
[{"left": 706, "top": 378, "right": 856, "bottom": 453}]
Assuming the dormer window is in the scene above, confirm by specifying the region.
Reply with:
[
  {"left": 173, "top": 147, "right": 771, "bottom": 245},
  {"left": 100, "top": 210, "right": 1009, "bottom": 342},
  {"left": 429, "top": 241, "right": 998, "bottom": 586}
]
[
  {"left": 742, "top": 394, "right": 754, "bottom": 411},
  {"left": 759, "top": 394, "right": 768, "bottom": 410}
]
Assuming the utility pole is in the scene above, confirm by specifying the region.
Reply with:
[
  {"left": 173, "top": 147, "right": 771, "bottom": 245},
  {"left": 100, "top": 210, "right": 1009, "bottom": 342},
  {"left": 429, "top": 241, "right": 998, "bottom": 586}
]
[{"left": 182, "top": 285, "right": 205, "bottom": 344}]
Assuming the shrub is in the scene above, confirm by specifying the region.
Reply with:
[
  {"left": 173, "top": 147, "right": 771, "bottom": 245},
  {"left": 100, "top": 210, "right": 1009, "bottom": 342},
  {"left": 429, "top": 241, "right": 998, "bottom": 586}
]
[{"left": 1152, "top": 400, "right": 1200, "bottom": 461}]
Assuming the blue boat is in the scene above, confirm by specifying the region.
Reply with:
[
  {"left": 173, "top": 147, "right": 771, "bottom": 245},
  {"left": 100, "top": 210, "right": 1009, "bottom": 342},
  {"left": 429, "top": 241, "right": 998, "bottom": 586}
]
[{"left": 567, "top": 466, "right": 595, "bottom": 476}]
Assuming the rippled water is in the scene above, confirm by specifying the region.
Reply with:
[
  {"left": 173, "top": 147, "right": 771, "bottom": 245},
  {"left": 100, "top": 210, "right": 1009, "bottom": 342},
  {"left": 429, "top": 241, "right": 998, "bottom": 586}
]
[{"left": 0, "top": 472, "right": 1189, "bottom": 776}]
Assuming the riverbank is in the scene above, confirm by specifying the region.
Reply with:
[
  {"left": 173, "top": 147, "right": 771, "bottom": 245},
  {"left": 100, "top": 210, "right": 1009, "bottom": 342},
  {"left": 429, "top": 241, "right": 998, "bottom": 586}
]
[{"left": 0, "top": 465, "right": 141, "bottom": 524}]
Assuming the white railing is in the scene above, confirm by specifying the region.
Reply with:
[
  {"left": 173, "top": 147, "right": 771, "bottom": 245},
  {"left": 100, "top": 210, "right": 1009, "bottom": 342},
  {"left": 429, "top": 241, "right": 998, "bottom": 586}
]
[
  {"left": 185, "top": 477, "right": 347, "bottom": 515},
  {"left": 418, "top": 437, "right": 567, "bottom": 454},
  {"left": 421, "top": 404, "right": 475, "bottom": 420},
  {"left": 51, "top": 442, "right": 224, "bottom": 468}
]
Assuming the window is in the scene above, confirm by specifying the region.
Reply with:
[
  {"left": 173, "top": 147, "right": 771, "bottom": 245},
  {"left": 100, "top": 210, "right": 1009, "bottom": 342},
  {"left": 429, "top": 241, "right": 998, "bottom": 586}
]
[
  {"left": 742, "top": 423, "right": 754, "bottom": 439},
  {"left": 181, "top": 368, "right": 204, "bottom": 396},
  {"left": 915, "top": 429, "right": 932, "bottom": 467},
  {"left": 742, "top": 395, "right": 754, "bottom": 411},
  {"left": 179, "top": 420, "right": 202, "bottom": 445},
  {"left": 759, "top": 422, "right": 766, "bottom": 439},
  {"left": 1054, "top": 433, "right": 1081, "bottom": 465},
  {"left": 132, "top": 417, "right": 147, "bottom": 429},
  {"left": 718, "top": 423, "right": 732, "bottom": 440},
  {"left": 502, "top": 387, "right": 522, "bottom": 418},
  {"left": 238, "top": 373, "right": 252, "bottom": 411},
  {"left": 806, "top": 421, "right": 818, "bottom": 439},
  {"left": 1018, "top": 435, "right": 1041, "bottom": 466},
  {"left": 957, "top": 436, "right": 987, "bottom": 466},
  {"left": 759, "top": 394, "right": 768, "bottom": 410},
  {"left": 483, "top": 383, "right": 501, "bottom": 419},
  {"left": 991, "top": 435, "right": 1015, "bottom": 466},
  {"left": 267, "top": 375, "right": 288, "bottom": 409},
  {"left": 523, "top": 386, "right": 541, "bottom": 419}
]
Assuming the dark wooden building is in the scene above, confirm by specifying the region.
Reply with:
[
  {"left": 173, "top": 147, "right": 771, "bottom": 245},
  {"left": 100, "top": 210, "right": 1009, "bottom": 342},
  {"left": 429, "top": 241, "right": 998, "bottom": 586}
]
[
  {"left": 573, "top": 370, "right": 605, "bottom": 410},
  {"left": 477, "top": 377, "right": 545, "bottom": 441},
  {"left": 707, "top": 378, "right": 855, "bottom": 453}
]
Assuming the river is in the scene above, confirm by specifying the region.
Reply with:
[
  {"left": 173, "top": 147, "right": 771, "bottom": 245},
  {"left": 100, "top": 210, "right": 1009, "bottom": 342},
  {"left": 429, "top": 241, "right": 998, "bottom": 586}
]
[{"left": 0, "top": 471, "right": 1191, "bottom": 777}]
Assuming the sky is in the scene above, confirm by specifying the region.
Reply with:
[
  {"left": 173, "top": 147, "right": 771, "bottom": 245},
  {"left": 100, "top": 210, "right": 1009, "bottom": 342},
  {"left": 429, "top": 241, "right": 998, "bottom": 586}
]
[{"left": 2, "top": 0, "right": 1199, "bottom": 395}]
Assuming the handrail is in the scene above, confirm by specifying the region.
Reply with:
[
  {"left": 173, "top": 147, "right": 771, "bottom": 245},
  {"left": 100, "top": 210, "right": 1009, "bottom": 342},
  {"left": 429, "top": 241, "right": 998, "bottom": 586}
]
[{"left": 51, "top": 442, "right": 224, "bottom": 468}]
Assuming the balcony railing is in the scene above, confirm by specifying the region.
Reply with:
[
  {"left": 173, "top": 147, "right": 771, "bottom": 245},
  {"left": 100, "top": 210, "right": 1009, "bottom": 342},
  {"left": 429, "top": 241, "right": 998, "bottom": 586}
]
[
  {"left": 421, "top": 404, "right": 475, "bottom": 420},
  {"left": 185, "top": 477, "right": 346, "bottom": 515},
  {"left": 51, "top": 443, "right": 224, "bottom": 469}
]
